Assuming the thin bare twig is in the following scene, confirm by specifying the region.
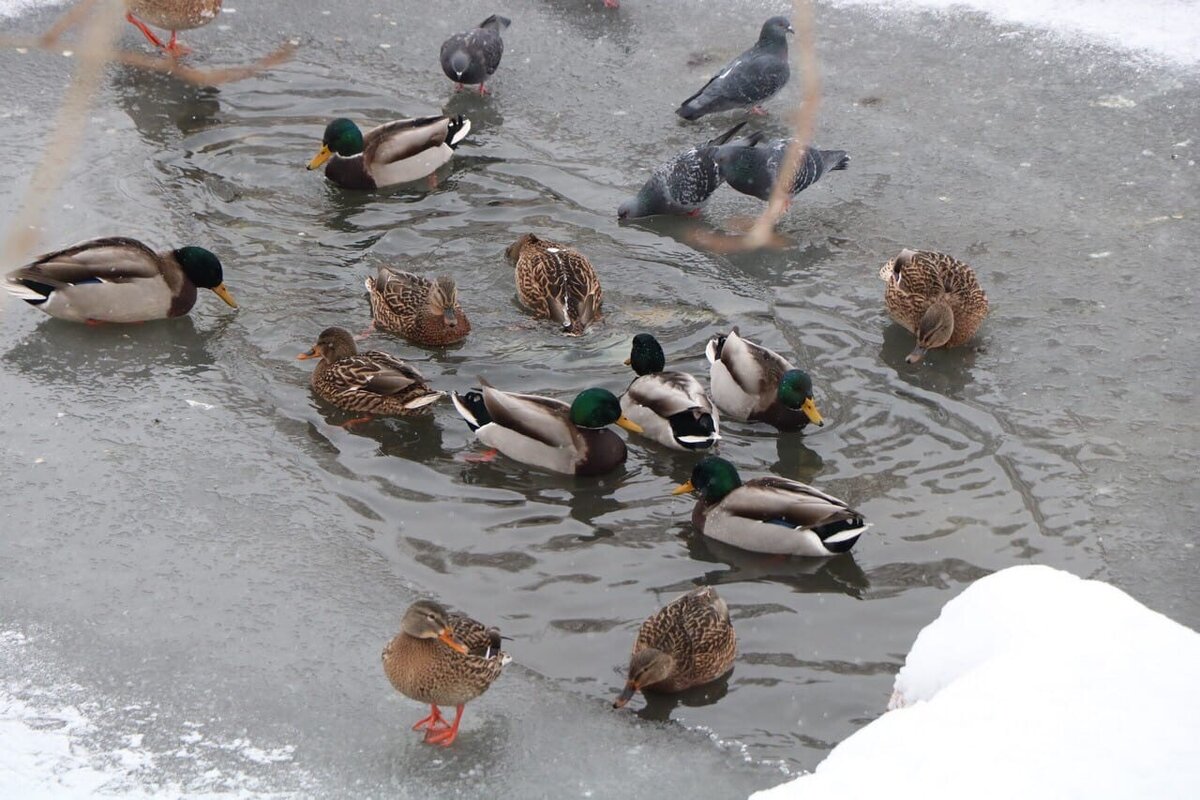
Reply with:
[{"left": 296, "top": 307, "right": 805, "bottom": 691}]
[{"left": 691, "top": 0, "right": 822, "bottom": 253}]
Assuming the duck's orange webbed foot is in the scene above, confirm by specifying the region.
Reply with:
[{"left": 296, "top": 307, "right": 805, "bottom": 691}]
[
  {"left": 423, "top": 704, "right": 464, "bottom": 746},
  {"left": 412, "top": 704, "right": 450, "bottom": 732},
  {"left": 339, "top": 415, "right": 373, "bottom": 429},
  {"left": 163, "top": 31, "right": 192, "bottom": 58},
  {"left": 463, "top": 448, "right": 499, "bottom": 463}
]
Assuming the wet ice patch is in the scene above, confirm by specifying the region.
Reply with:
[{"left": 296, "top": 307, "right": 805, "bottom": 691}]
[{"left": 1, "top": 628, "right": 311, "bottom": 798}]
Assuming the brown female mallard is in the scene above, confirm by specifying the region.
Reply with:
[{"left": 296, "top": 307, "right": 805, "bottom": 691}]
[
  {"left": 365, "top": 267, "right": 470, "bottom": 347},
  {"left": 124, "top": 0, "right": 222, "bottom": 57},
  {"left": 382, "top": 600, "right": 510, "bottom": 747},
  {"left": 879, "top": 248, "right": 990, "bottom": 364},
  {"left": 296, "top": 327, "right": 443, "bottom": 420},
  {"left": 3, "top": 236, "right": 236, "bottom": 323},
  {"left": 612, "top": 586, "right": 736, "bottom": 709},
  {"left": 505, "top": 234, "right": 602, "bottom": 335}
]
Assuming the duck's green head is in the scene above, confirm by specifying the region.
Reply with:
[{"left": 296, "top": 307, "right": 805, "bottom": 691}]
[
  {"left": 307, "top": 118, "right": 364, "bottom": 170},
  {"left": 626, "top": 333, "right": 666, "bottom": 376},
  {"left": 778, "top": 369, "right": 823, "bottom": 426},
  {"left": 570, "top": 388, "right": 643, "bottom": 433},
  {"left": 173, "top": 246, "right": 237, "bottom": 308},
  {"left": 672, "top": 456, "right": 743, "bottom": 503}
]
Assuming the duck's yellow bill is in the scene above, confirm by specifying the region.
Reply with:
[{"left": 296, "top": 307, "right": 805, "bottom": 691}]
[
  {"left": 438, "top": 628, "right": 469, "bottom": 655},
  {"left": 307, "top": 145, "right": 333, "bottom": 170},
  {"left": 802, "top": 398, "right": 824, "bottom": 426},
  {"left": 616, "top": 415, "right": 643, "bottom": 434},
  {"left": 671, "top": 480, "right": 695, "bottom": 496},
  {"left": 212, "top": 283, "right": 238, "bottom": 308}
]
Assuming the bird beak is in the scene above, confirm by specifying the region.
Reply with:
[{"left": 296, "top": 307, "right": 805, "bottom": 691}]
[
  {"left": 623, "top": 357, "right": 632, "bottom": 365},
  {"left": 211, "top": 283, "right": 238, "bottom": 308},
  {"left": 616, "top": 415, "right": 643, "bottom": 434},
  {"left": 905, "top": 346, "right": 927, "bottom": 365},
  {"left": 612, "top": 682, "right": 637, "bottom": 709},
  {"left": 786, "top": 24, "right": 796, "bottom": 34},
  {"left": 443, "top": 308, "right": 457, "bottom": 327},
  {"left": 307, "top": 145, "right": 333, "bottom": 170},
  {"left": 671, "top": 480, "right": 695, "bottom": 496},
  {"left": 801, "top": 398, "right": 824, "bottom": 426},
  {"left": 297, "top": 344, "right": 321, "bottom": 360},
  {"left": 438, "top": 628, "right": 469, "bottom": 654}
]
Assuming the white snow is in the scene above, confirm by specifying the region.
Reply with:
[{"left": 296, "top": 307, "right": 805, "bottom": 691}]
[
  {"left": 831, "top": 0, "right": 1200, "bottom": 66},
  {"left": 753, "top": 565, "right": 1200, "bottom": 799}
]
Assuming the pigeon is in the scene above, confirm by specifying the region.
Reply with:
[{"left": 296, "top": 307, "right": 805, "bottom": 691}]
[
  {"left": 440, "top": 14, "right": 511, "bottom": 95},
  {"left": 676, "top": 16, "right": 793, "bottom": 121},
  {"left": 617, "top": 122, "right": 750, "bottom": 219},
  {"left": 712, "top": 136, "right": 849, "bottom": 203}
]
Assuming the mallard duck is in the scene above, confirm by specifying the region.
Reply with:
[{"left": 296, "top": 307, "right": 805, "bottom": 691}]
[
  {"left": 297, "top": 327, "right": 443, "bottom": 420},
  {"left": 439, "top": 15, "right": 510, "bottom": 94},
  {"left": 879, "top": 248, "right": 990, "bottom": 364},
  {"left": 124, "top": 0, "right": 222, "bottom": 57},
  {"left": 612, "top": 586, "right": 736, "bottom": 709},
  {"left": 705, "top": 328, "right": 823, "bottom": 431},
  {"left": 450, "top": 382, "right": 641, "bottom": 475},
  {"left": 673, "top": 456, "right": 869, "bottom": 556},
  {"left": 306, "top": 115, "right": 471, "bottom": 190},
  {"left": 365, "top": 267, "right": 471, "bottom": 347},
  {"left": 3, "top": 236, "right": 237, "bottom": 323},
  {"left": 505, "top": 234, "right": 602, "bottom": 335},
  {"left": 620, "top": 333, "right": 720, "bottom": 451},
  {"left": 382, "top": 600, "right": 510, "bottom": 747}
]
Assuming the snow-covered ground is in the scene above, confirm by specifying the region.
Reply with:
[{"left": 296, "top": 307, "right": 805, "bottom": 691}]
[{"left": 754, "top": 565, "right": 1200, "bottom": 799}]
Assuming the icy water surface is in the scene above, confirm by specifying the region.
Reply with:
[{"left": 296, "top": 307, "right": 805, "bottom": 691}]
[{"left": 1, "top": 0, "right": 1197, "bottom": 797}]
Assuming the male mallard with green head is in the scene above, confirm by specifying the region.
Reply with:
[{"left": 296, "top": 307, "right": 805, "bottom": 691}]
[
  {"left": 365, "top": 267, "right": 470, "bottom": 346},
  {"left": 620, "top": 333, "right": 720, "bottom": 451},
  {"left": 673, "top": 456, "right": 869, "bottom": 556},
  {"left": 4, "top": 236, "right": 237, "bottom": 323},
  {"left": 879, "top": 248, "right": 990, "bottom": 364},
  {"left": 613, "top": 586, "right": 736, "bottom": 709},
  {"left": 297, "top": 327, "right": 443, "bottom": 421},
  {"left": 124, "top": 0, "right": 222, "bottom": 57},
  {"left": 382, "top": 600, "right": 509, "bottom": 747},
  {"left": 307, "top": 116, "right": 471, "bottom": 190},
  {"left": 451, "top": 382, "right": 642, "bottom": 475},
  {"left": 505, "top": 234, "right": 603, "bottom": 335},
  {"left": 705, "top": 328, "right": 823, "bottom": 431}
]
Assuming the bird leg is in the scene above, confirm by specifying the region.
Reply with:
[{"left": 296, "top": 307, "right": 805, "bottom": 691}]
[
  {"left": 338, "top": 415, "right": 373, "bottom": 429},
  {"left": 125, "top": 12, "right": 167, "bottom": 48},
  {"left": 604, "top": 0, "right": 621, "bottom": 7},
  {"left": 423, "top": 704, "right": 465, "bottom": 746},
  {"left": 749, "top": 105, "right": 769, "bottom": 116},
  {"left": 426, "top": 174, "right": 439, "bottom": 190},
  {"left": 477, "top": 83, "right": 490, "bottom": 96},
  {"left": 164, "top": 30, "right": 192, "bottom": 58},
  {"left": 454, "top": 82, "right": 464, "bottom": 92},
  {"left": 463, "top": 448, "right": 499, "bottom": 463},
  {"left": 412, "top": 704, "right": 450, "bottom": 732}
]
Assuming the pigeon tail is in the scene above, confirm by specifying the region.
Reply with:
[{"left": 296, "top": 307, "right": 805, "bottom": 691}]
[
  {"left": 821, "top": 150, "right": 850, "bottom": 171},
  {"left": 479, "top": 14, "right": 511, "bottom": 32}
]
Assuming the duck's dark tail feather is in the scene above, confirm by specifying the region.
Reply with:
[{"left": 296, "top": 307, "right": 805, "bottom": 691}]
[{"left": 450, "top": 390, "right": 490, "bottom": 431}]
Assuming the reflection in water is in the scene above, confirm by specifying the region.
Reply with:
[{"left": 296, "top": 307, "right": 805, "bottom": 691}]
[
  {"left": 442, "top": 91, "right": 505, "bottom": 131},
  {"left": 635, "top": 670, "right": 733, "bottom": 721},
  {"left": 110, "top": 64, "right": 222, "bottom": 145},
  {"left": 879, "top": 320, "right": 979, "bottom": 397},
  {"left": 2, "top": 316, "right": 216, "bottom": 388},
  {"left": 770, "top": 435, "right": 824, "bottom": 484},
  {"left": 684, "top": 530, "right": 870, "bottom": 599}
]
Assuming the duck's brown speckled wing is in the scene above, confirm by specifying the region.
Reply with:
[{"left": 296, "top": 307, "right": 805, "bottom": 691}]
[
  {"left": 368, "top": 267, "right": 429, "bottom": 331},
  {"left": 514, "top": 238, "right": 602, "bottom": 333},
  {"left": 447, "top": 612, "right": 504, "bottom": 658},
  {"left": 637, "top": 586, "right": 735, "bottom": 691}
]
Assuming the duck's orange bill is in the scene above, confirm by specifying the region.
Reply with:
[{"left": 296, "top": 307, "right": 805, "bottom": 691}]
[
  {"left": 307, "top": 145, "right": 333, "bottom": 171},
  {"left": 297, "top": 345, "right": 321, "bottom": 360},
  {"left": 671, "top": 480, "right": 695, "bottom": 496},
  {"left": 616, "top": 415, "right": 643, "bottom": 434},
  {"left": 438, "top": 628, "right": 469, "bottom": 654},
  {"left": 212, "top": 283, "right": 238, "bottom": 308},
  {"left": 612, "top": 682, "right": 637, "bottom": 709}
]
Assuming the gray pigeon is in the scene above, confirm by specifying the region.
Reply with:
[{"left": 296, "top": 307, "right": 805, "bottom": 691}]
[
  {"left": 440, "top": 15, "right": 511, "bottom": 94},
  {"left": 676, "top": 16, "right": 793, "bottom": 121},
  {"left": 712, "top": 136, "right": 849, "bottom": 202},
  {"left": 617, "top": 122, "right": 749, "bottom": 219}
]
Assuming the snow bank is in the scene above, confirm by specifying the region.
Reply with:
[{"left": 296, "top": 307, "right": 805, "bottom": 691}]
[{"left": 754, "top": 565, "right": 1200, "bottom": 799}]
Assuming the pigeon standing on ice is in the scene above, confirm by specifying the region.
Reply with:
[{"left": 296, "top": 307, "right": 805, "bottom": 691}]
[
  {"left": 712, "top": 136, "right": 850, "bottom": 203},
  {"left": 676, "top": 16, "right": 793, "bottom": 120},
  {"left": 617, "top": 122, "right": 750, "bottom": 219},
  {"left": 440, "top": 15, "right": 511, "bottom": 95}
]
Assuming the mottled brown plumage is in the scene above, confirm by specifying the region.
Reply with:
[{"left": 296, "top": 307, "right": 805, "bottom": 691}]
[
  {"left": 382, "top": 600, "right": 509, "bottom": 746},
  {"left": 365, "top": 267, "right": 471, "bottom": 346},
  {"left": 124, "top": 0, "right": 222, "bottom": 56},
  {"left": 505, "top": 233, "right": 602, "bottom": 335},
  {"left": 297, "top": 327, "right": 443, "bottom": 416},
  {"left": 879, "top": 249, "right": 990, "bottom": 364},
  {"left": 612, "top": 586, "right": 736, "bottom": 708}
]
